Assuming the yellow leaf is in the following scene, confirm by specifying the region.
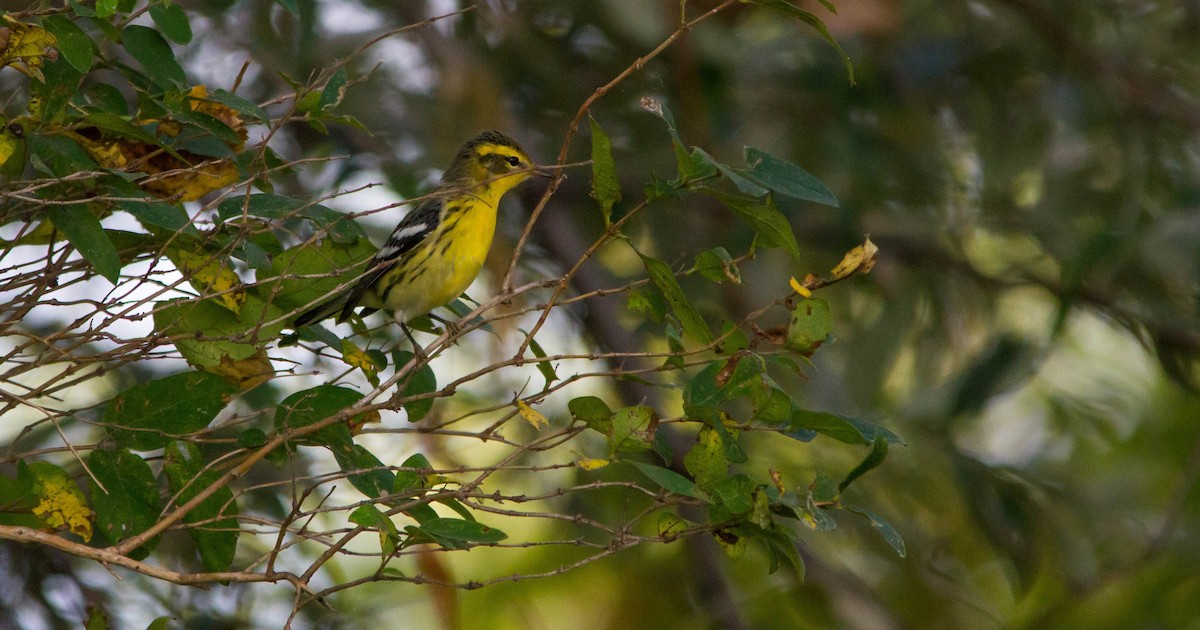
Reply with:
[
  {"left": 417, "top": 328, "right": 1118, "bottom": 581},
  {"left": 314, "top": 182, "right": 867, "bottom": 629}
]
[
  {"left": 716, "top": 530, "right": 747, "bottom": 559},
  {"left": 749, "top": 488, "right": 771, "bottom": 529},
  {"left": 789, "top": 276, "right": 812, "bottom": 298},
  {"left": 168, "top": 248, "right": 245, "bottom": 314},
  {"left": 0, "top": 132, "right": 16, "bottom": 167},
  {"left": 186, "top": 85, "right": 248, "bottom": 149},
  {"left": 340, "top": 339, "right": 379, "bottom": 382},
  {"left": 829, "top": 237, "right": 879, "bottom": 280},
  {"left": 657, "top": 512, "right": 688, "bottom": 539},
  {"left": 141, "top": 160, "right": 241, "bottom": 202},
  {"left": 0, "top": 17, "right": 58, "bottom": 81},
  {"left": 516, "top": 400, "right": 548, "bottom": 430},
  {"left": 769, "top": 468, "right": 785, "bottom": 494},
  {"left": 88, "top": 141, "right": 131, "bottom": 169},
  {"left": 28, "top": 467, "right": 93, "bottom": 542},
  {"left": 65, "top": 84, "right": 247, "bottom": 202},
  {"left": 575, "top": 457, "right": 610, "bottom": 471},
  {"left": 346, "top": 409, "right": 382, "bottom": 436},
  {"left": 200, "top": 348, "right": 274, "bottom": 390}
]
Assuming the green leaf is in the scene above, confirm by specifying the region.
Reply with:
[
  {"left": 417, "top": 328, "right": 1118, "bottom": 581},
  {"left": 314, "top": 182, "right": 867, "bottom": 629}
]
[
  {"left": 568, "top": 396, "right": 613, "bottom": 430},
  {"left": 677, "top": 145, "right": 718, "bottom": 182},
  {"left": 790, "top": 408, "right": 867, "bottom": 445},
  {"left": 417, "top": 517, "right": 507, "bottom": 549},
  {"left": 218, "top": 194, "right": 363, "bottom": 242},
  {"left": 525, "top": 332, "right": 559, "bottom": 388},
  {"left": 145, "top": 616, "right": 174, "bottom": 630},
  {"left": 683, "top": 426, "right": 728, "bottom": 490},
  {"left": 148, "top": 3, "right": 192, "bottom": 44},
  {"left": 163, "top": 441, "right": 239, "bottom": 573},
  {"left": 683, "top": 356, "right": 768, "bottom": 422},
  {"left": 18, "top": 461, "right": 92, "bottom": 540},
  {"left": 626, "top": 288, "right": 665, "bottom": 322},
  {"left": 639, "top": 253, "right": 713, "bottom": 346},
  {"left": 742, "top": 0, "right": 854, "bottom": 83},
  {"left": 318, "top": 67, "right": 348, "bottom": 111},
  {"left": 393, "top": 453, "right": 432, "bottom": 496},
  {"left": 47, "top": 204, "right": 121, "bottom": 284},
  {"left": 121, "top": 25, "right": 186, "bottom": 88},
  {"left": 683, "top": 361, "right": 724, "bottom": 412},
  {"left": 86, "top": 449, "right": 160, "bottom": 559},
  {"left": 236, "top": 428, "right": 267, "bottom": 448},
  {"left": 83, "top": 111, "right": 169, "bottom": 149},
  {"left": 712, "top": 475, "right": 756, "bottom": 515},
  {"left": 42, "top": 15, "right": 94, "bottom": 73},
  {"left": 395, "top": 351, "right": 437, "bottom": 422},
  {"left": 639, "top": 98, "right": 714, "bottom": 182},
  {"left": 845, "top": 505, "right": 906, "bottom": 557},
  {"left": 759, "top": 525, "right": 804, "bottom": 576},
  {"left": 705, "top": 190, "right": 802, "bottom": 259},
  {"left": 85, "top": 83, "right": 129, "bottom": 114},
  {"left": 94, "top": 0, "right": 118, "bottom": 17},
  {"left": 589, "top": 116, "right": 621, "bottom": 225},
  {"left": 209, "top": 89, "right": 269, "bottom": 124},
  {"left": 0, "top": 475, "right": 35, "bottom": 514},
  {"left": 787, "top": 298, "right": 832, "bottom": 355},
  {"left": 29, "top": 58, "right": 84, "bottom": 126},
  {"left": 274, "top": 385, "right": 362, "bottom": 448},
  {"left": 751, "top": 387, "right": 793, "bottom": 425},
  {"left": 629, "top": 461, "right": 709, "bottom": 501},
  {"left": 839, "top": 436, "right": 889, "bottom": 493},
  {"left": 692, "top": 147, "right": 768, "bottom": 197},
  {"left": 608, "top": 405, "right": 657, "bottom": 454},
  {"left": 115, "top": 197, "right": 193, "bottom": 234},
  {"left": 253, "top": 237, "right": 374, "bottom": 316},
  {"left": 153, "top": 295, "right": 286, "bottom": 371},
  {"left": 331, "top": 443, "right": 395, "bottom": 499},
  {"left": 349, "top": 504, "right": 399, "bottom": 556},
  {"left": 690, "top": 247, "right": 741, "bottom": 284},
  {"left": 170, "top": 109, "right": 240, "bottom": 149},
  {"left": 435, "top": 497, "right": 476, "bottom": 522},
  {"left": 717, "top": 321, "right": 750, "bottom": 355},
  {"left": 844, "top": 417, "right": 904, "bottom": 445},
  {"left": 104, "top": 371, "right": 236, "bottom": 451},
  {"left": 28, "top": 134, "right": 95, "bottom": 178},
  {"left": 657, "top": 512, "right": 690, "bottom": 539},
  {"left": 802, "top": 502, "right": 838, "bottom": 531},
  {"left": 743, "top": 147, "right": 839, "bottom": 207}
]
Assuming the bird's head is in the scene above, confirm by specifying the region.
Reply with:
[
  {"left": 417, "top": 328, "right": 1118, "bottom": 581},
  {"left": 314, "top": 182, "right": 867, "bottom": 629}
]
[{"left": 443, "top": 130, "right": 550, "bottom": 197}]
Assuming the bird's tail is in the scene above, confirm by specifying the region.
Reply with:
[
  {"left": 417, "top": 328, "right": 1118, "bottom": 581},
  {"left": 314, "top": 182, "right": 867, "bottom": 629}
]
[{"left": 293, "top": 296, "right": 345, "bottom": 328}]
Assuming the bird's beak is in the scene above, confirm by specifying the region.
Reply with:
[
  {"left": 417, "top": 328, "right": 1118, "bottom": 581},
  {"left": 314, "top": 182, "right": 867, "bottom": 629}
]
[{"left": 533, "top": 165, "right": 555, "bottom": 179}]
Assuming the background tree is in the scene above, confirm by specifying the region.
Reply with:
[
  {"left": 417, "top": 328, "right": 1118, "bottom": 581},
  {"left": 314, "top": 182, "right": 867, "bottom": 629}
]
[{"left": 1, "top": 1, "right": 1198, "bottom": 629}]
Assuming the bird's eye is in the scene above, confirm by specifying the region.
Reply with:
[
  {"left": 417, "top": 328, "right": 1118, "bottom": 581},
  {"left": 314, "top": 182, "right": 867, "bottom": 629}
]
[{"left": 506, "top": 156, "right": 521, "bottom": 167}]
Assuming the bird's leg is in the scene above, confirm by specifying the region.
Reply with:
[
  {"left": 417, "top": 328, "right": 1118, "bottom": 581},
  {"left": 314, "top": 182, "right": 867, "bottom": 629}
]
[
  {"left": 428, "top": 313, "right": 464, "bottom": 340},
  {"left": 400, "top": 324, "right": 427, "bottom": 362}
]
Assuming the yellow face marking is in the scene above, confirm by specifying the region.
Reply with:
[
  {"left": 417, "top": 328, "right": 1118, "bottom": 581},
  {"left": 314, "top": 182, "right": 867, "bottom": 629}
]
[{"left": 470, "top": 144, "right": 536, "bottom": 204}]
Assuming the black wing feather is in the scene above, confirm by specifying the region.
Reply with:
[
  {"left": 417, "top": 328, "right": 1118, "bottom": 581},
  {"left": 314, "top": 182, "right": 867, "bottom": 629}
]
[{"left": 335, "top": 197, "right": 443, "bottom": 322}]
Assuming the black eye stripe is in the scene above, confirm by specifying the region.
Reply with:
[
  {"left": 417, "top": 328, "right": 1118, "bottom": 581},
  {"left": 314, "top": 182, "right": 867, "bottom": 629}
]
[{"left": 479, "top": 152, "right": 524, "bottom": 173}]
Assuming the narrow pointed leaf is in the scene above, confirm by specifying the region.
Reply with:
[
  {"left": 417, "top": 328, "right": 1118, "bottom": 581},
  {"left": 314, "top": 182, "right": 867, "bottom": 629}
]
[
  {"left": 48, "top": 204, "right": 121, "bottom": 284},
  {"left": 639, "top": 253, "right": 713, "bottom": 346},
  {"left": 589, "top": 116, "right": 621, "bottom": 225},
  {"left": 743, "top": 147, "right": 838, "bottom": 207}
]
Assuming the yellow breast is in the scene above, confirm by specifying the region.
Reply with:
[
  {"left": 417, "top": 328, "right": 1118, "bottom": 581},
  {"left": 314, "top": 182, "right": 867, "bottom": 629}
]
[{"left": 375, "top": 197, "right": 498, "bottom": 323}]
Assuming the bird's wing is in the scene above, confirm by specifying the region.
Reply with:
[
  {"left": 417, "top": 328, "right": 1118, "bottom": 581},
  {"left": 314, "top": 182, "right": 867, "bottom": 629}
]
[{"left": 337, "top": 196, "right": 444, "bottom": 322}]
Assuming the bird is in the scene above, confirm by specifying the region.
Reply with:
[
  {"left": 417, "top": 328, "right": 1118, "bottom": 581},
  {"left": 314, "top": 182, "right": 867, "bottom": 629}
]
[{"left": 293, "top": 130, "right": 550, "bottom": 329}]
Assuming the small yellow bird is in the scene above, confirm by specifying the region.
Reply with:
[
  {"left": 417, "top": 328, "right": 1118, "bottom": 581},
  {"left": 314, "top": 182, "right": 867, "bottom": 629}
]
[{"left": 294, "top": 131, "right": 549, "bottom": 328}]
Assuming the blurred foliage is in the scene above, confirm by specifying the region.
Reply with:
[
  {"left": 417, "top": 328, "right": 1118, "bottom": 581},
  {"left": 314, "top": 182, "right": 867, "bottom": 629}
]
[{"left": 1, "top": 0, "right": 1199, "bottom": 629}]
